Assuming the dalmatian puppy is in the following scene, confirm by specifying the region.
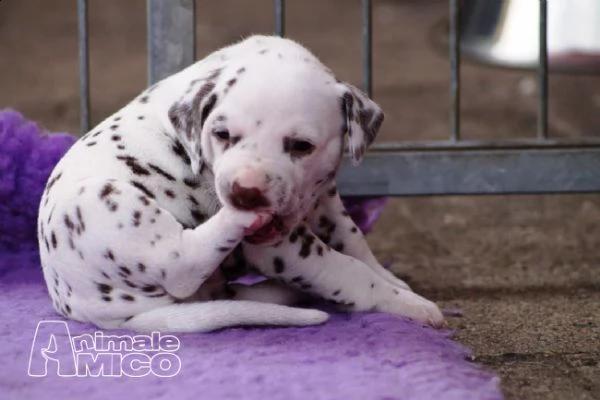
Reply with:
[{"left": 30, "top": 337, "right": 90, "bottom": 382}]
[{"left": 38, "top": 35, "right": 444, "bottom": 333}]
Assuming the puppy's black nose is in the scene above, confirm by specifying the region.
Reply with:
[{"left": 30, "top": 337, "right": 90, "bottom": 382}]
[{"left": 230, "top": 181, "right": 270, "bottom": 210}]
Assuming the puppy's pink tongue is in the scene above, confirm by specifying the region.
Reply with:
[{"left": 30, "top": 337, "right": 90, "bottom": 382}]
[{"left": 243, "top": 214, "right": 273, "bottom": 235}]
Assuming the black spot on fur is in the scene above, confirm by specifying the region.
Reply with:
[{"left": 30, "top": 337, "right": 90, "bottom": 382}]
[
  {"left": 51, "top": 232, "right": 57, "bottom": 249},
  {"left": 217, "top": 246, "right": 231, "bottom": 252},
  {"left": 148, "top": 164, "right": 176, "bottom": 181},
  {"left": 137, "top": 263, "right": 147, "bottom": 273},
  {"left": 142, "top": 285, "right": 158, "bottom": 293},
  {"left": 117, "top": 144, "right": 126, "bottom": 150},
  {"left": 124, "top": 280, "right": 137, "bottom": 289},
  {"left": 110, "top": 124, "right": 119, "bottom": 131},
  {"left": 327, "top": 186, "right": 337, "bottom": 197},
  {"left": 86, "top": 142, "right": 97, "bottom": 147},
  {"left": 317, "top": 245, "right": 324, "bottom": 256},
  {"left": 332, "top": 289, "right": 341, "bottom": 296},
  {"left": 102, "top": 296, "right": 112, "bottom": 302},
  {"left": 75, "top": 206, "right": 84, "bottom": 230},
  {"left": 111, "top": 135, "right": 121, "bottom": 141},
  {"left": 164, "top": 189, "right": 175, "bottom": 199},
  {"left": 183, "top": 177, "right": 201, "bottom": 188},
  {"left": 237, "top": 67, "right": 246, "bottom": 74},
  {"left": 188, "top": 195, "right": 199, "bottom": 206},
  {"left": 117, "top": 155, "right": 151, "bottom": 176},
  {"left": 121, "top": 294, "right": 135, "bottom": 302},
  {"left": 139, "top": 96, "right": 149, "bottom": 104},
  {"left": 291, "top": 276, "right": 303, "bottom": 283},
  {"left": 299, "top": 235, "right": 315, "bottom": 258},
  {"left": 273, "top": 257, "right": 285, "bottom": 274},
  {"left": 138, "top": 115, "right": 145, "bottom": 120},
  {"left": 64, "top": 215, "right": 75, "bottom": 231},
  {"left": 138, "top": 195, "right": 151, "bottom": 206},
  {"left": 172, "top": 140, "right": 191, "bottom": 165},
  {"left": 99, "top": 183, "right": 116, "bottom": 199},
  {"left": 131, "top": 181, "right": 155, "bottom": 199},
  {"left": 96, "top": 283, "right": 112, "bottom": 294},
  {"left": 119, "top": 266, "right": 132, "bottom": 276},
  {"left": 92, "top": 130, "right": 102, "bottom": 138},
  {"left": 132, "top": 211, "right": 141, "bottom": 227},
  {"left": 200, "top": 93, "right": 217, "bottom": 127},
  {"left": 46, "top": 172, "right": 62, "bottom": 193},
  {"left": 104, "top": 249, "right": 115, "bottom": 261}
]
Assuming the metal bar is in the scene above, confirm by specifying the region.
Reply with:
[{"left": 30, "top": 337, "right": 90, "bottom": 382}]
[
  {"left": 362, "top": 0, "right": 373, "bottom": 97},
  {"left": 537, "top": 0, "right": 549, "bottom": 139},
  {"left": 449, "top": 0, "right": 461, "bottom": 141},
  {"left": 77, "top": 0, "right": 91, "bottom": 133},
  {"left": 368, "top": 137, "right": 600, "bottom": 152},
  {"left": 337, "top": 149, "right": 600, "bottom": 196},
  {"left": 147, "top": 0, "right": 196, "bottom": 85},
  {"left": 275, "top": 0, "right": 285, "bottom": 36}
]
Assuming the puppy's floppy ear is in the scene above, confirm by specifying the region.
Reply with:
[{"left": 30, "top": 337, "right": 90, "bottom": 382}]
[
  {"left": 168, "top": 68, "right": 222, "bottom": 174},
  {"left": 337, "top": 82, "right": 384, "bottom": 165}
]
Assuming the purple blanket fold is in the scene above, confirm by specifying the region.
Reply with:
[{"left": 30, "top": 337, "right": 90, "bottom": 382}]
[{"left": 0, "top": 109, "right": 502, "bottom": 400}]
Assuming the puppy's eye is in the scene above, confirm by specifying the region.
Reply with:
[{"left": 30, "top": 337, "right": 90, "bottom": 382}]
[
  {"left": 284, "top": 138, "right": 315, "bottom": 157},
  {"left": 213, "top": 130, "right": 230, "bottom": 141}
]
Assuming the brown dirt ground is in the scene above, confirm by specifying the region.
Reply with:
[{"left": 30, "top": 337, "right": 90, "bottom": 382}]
[{"left": 0, "top": 1, "right": 598, "bottom": 399}]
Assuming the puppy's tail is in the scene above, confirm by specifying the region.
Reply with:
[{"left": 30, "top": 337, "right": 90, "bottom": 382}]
[{"left": 119, "top": 301, "right": 329, "bottom": 333}]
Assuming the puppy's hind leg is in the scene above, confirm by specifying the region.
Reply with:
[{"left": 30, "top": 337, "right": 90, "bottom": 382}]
[{"left": 120, "top": 301, "right": 329, "bottom": 333}]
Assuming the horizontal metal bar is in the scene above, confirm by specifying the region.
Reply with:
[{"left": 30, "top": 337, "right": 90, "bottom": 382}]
[
  {"left": 369, "top": 138, "right": 600, "bottom": 152},
  {"left": 147, "top": 0, "right": 196, "bottom": 85},
  {"left": 337, "top": 148, "right": 600, "bottom": 196}
]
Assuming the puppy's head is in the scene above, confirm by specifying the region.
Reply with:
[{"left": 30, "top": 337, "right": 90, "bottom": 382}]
[{"left": 169, "top": 39, "right": 384, "bottom": 244}]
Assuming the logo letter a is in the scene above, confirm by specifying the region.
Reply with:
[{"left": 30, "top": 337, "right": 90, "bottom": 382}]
[{"left": 28, "top": 321, "right": 77, "bottom": 377}]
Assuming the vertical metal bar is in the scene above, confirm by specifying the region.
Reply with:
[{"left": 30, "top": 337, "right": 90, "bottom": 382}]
[
  {"left": 147, "top": 0, "right": 196, "bottom": 85},
  {"left": 275, "top": 0, "right": 285, "bottom": 37},
  {"left": 449, "top": 0, "right": 461, "bottom": 141},
  {"left": 537, "top": 0, "right": 549, "bottom": 139},
  {"left": 78, "top": 0, "right": 91, "bottom": 133},
  {"left": 362, "top": 0, "right": 373, "bottom": 97}
]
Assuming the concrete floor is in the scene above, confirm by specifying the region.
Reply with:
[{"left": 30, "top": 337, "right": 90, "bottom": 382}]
[{"left": 0, "top": 0, "right": 598, "bottom": 398}]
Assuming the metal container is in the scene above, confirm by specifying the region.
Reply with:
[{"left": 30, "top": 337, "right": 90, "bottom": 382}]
[{"left": 461, "top": 0, "right": 600, "bottom": 72}]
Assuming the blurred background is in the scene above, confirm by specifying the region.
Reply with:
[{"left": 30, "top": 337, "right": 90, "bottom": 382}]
[{"left": 0, "top": 1, "right": 598, "bottom": 398}]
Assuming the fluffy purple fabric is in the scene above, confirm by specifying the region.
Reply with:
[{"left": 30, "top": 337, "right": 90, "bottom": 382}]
[
  {"left": 0, "top": 110, "right": 75, "bottom": 253},
  {"left": 0, "top": 109, "right": 503, "bottom": 400}
]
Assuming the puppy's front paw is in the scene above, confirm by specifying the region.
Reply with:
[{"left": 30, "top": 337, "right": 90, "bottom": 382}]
[
  {"left": 220, "top": 207, "right": 272, "bottom": 237},
  {"left": 375, "top": 289, "right": 445, "bottom": 328}
]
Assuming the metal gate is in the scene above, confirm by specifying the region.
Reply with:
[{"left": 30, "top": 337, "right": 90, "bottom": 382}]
[{"left": 76, "top": 0, "right": 600, "bottom": 196}]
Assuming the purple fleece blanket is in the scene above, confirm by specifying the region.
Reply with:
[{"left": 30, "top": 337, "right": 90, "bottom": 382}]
[{"left": 0, "top": 109, "right": 502, "bottom": 400}]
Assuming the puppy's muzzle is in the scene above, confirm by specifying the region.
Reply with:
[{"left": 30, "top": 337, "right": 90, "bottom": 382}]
[
  {"left": 228, "top": 167, "right": 270, "bottom": 211},
  {"left": 230, "top": 181, "right": 270, "bottom": 211}
]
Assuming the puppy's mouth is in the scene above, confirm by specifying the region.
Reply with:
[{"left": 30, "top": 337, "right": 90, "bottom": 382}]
[{"left": 244, "top": 214, "right": 287, "bottom": 245}]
